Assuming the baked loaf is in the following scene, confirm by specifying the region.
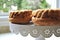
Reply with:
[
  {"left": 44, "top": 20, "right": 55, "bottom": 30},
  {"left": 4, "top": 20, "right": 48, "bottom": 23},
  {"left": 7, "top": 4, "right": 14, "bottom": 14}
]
[
  {"left": 9, "top": 10, "right": 32, "bottom": 24},
  {"left": 32, "top": 9, "right": 60, "bottom": 26}
]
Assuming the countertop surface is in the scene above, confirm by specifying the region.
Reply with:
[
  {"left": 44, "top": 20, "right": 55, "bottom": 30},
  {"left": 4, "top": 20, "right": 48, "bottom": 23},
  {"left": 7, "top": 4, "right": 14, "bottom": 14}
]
[{"left": 0, "top": 33, "right": 60, "bottom": 40}]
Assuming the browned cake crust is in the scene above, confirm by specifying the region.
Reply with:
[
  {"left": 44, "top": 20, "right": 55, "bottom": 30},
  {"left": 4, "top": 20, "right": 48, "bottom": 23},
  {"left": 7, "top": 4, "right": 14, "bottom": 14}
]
[
  {"left": 9, "top": 10, "right": 32, "bottom": 24},
  {"left": 32, "top": 9, "right": 60, "bottom": 26}
]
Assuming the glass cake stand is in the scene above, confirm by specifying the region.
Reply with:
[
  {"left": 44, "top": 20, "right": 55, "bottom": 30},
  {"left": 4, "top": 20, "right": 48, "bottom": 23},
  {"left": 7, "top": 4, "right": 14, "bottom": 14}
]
[{"left": 9, "top": 22, "right": 60, "bottom": 40}]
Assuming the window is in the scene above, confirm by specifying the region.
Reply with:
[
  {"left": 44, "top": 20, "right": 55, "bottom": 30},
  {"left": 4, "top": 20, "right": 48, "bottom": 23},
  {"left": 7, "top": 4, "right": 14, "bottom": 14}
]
[
  {"left": 46, "top": 0, "right": 57, "bottom": 8},
  {"left": 0, "top": 0, "right": 59, "bottom": 16},
  {"left": 0, "top": 0, "right": 51, "bottom": 16}
]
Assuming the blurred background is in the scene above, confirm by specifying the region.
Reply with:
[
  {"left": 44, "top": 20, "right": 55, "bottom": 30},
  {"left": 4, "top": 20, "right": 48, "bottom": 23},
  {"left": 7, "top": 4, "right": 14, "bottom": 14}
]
[{"left": 0, "top": 0, "right": 50, "bottom": 12}]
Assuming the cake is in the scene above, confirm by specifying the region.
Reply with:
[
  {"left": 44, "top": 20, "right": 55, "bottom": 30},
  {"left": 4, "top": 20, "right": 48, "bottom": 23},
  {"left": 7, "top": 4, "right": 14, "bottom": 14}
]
[
  {"left": 32, "top": 9, "right": 60, "bottom": 26},
  {"left": 9, "top": 10, "right": 32, "bottom": 24}
]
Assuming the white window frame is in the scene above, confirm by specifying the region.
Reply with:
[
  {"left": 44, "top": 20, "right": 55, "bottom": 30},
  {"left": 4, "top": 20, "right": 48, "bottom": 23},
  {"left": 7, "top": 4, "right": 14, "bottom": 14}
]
[
  {"left": 0, "top": 12, "right": 9, "bottom": 16},
  {"left": 57, "top": 0, "right": 60, "bottom": 8},
  {"left": 0, "top": 16, "right": 9, "bottom": 26},
  {"left": 46, "top": 0, "right": 57, "bottom": 9}
]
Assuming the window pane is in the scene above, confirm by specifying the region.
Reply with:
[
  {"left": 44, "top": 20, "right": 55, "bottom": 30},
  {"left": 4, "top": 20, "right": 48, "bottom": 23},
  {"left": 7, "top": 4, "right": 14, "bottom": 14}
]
[{"left": 0, "top": 0, "right": 50, "bottom": 16}]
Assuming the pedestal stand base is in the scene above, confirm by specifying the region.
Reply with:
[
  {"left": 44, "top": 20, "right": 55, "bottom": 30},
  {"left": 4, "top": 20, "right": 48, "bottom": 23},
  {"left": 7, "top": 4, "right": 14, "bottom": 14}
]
[
  {"left": 35, "top": 35, "right": 45, "bottom": 40},
  {"left": 9, "top": 22, "right": 60, "bottom": 38}
]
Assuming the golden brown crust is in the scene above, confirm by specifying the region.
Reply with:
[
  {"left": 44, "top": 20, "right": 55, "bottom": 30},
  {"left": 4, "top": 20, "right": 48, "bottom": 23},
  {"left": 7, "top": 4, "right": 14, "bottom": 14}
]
[
  {"left": 32, "top": 17, "right": 60, "bottom": 26},
  {"left": 9, "top": 10, "right": 32, "bottom": 24},
  {"left": 32, "top": 9, "right": 60, "bottom": 26}
]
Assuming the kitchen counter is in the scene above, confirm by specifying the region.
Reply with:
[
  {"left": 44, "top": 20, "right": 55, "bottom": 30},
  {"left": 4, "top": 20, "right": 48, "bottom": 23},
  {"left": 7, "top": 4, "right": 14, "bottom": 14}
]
[{"left": 0, "top": 33, "right": 60, "bottom": 40}]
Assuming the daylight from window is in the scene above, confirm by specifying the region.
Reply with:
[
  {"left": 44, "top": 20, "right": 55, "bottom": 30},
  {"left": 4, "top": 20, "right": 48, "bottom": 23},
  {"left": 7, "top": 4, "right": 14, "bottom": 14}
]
[{"left": 0, "top": 0, "right": 50, "bottom": 13}]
